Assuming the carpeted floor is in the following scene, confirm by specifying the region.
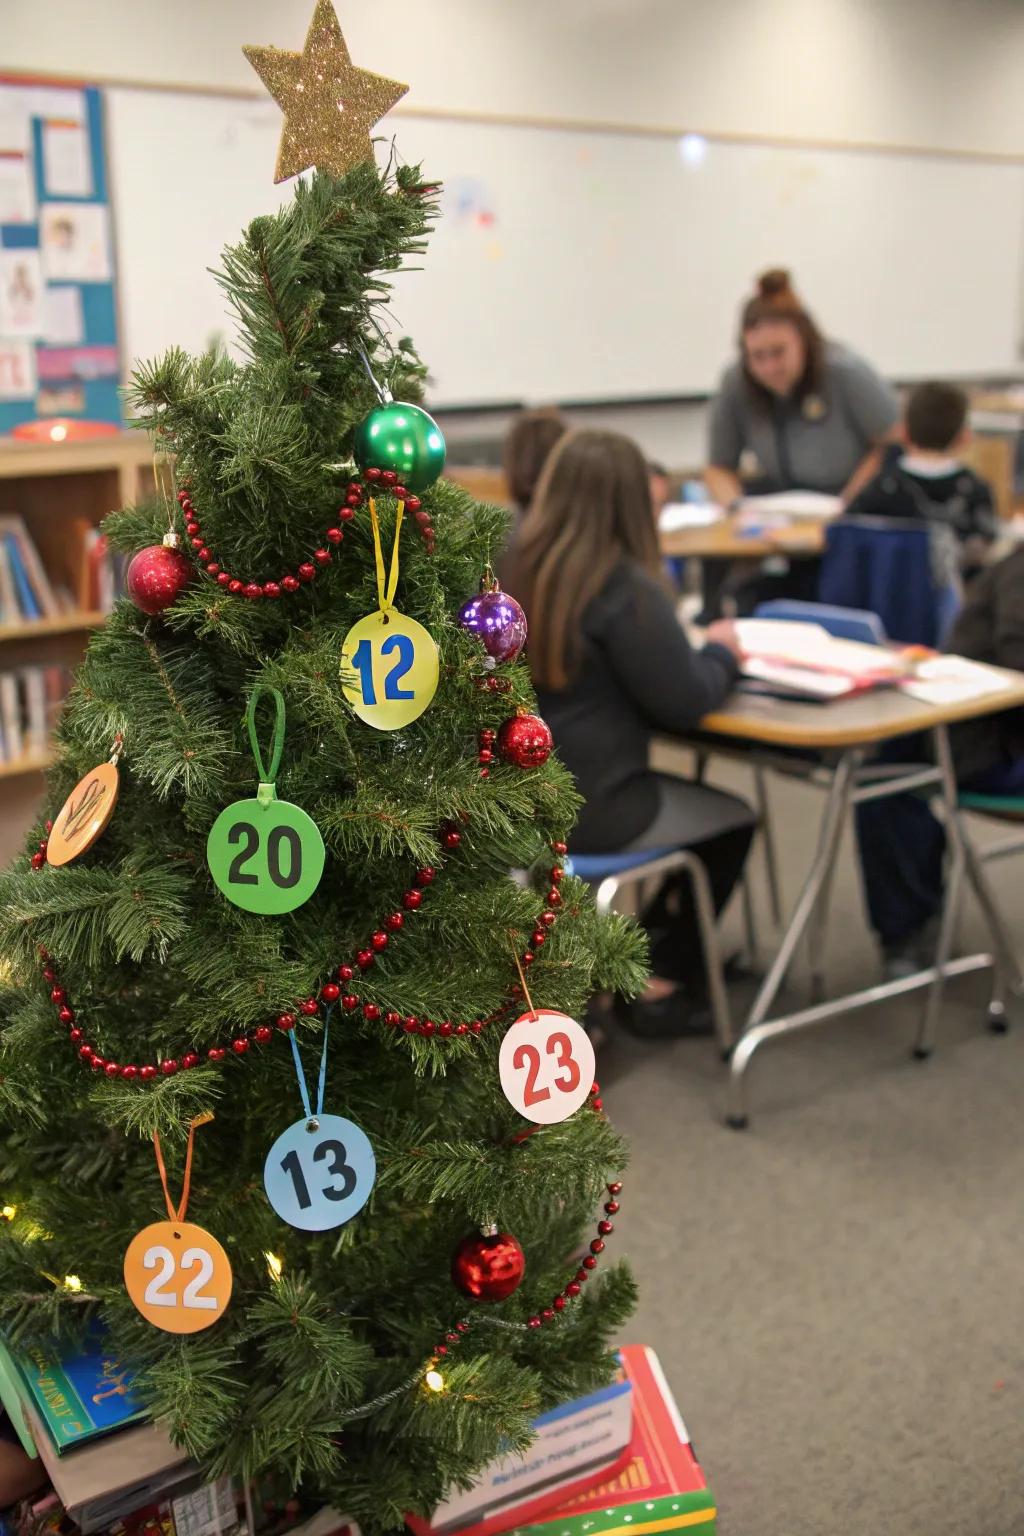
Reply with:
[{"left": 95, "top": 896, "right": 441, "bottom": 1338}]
[{"left": 604, "top": 761, "right": 1024, "bottom": 1536}]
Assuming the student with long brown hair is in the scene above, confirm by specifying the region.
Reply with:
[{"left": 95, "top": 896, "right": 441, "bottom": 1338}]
[{"left": 509, "top": 429, "right": 754, "bottom": 1036}]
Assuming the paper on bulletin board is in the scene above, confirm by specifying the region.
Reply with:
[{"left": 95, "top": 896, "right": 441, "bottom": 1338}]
[
  {"left": 40, "top": 202, "right": 111, "bottom": 282},
  {"left": 42, "top": 285, "right": 84, "bottom": 345},
  {"left": 0, "top": 339, "right": 37, "bottom": 401},
  {"left": 42, "top": 121, "right": 93, "bottom": 198},
  {"left": 0, "top": 249, "right": 43, "bottom": 336},
  {"left": 0, "top": 99, "right": 34, "bottom": 224}
]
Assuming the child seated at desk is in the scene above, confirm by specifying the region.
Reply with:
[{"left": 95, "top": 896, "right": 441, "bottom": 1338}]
[
  {"left": 860, "top": 543, "right": 1024, "bottom": 975},
  {"left": 504, "top": 429, "right": 755, "bottom": 1036},
  {"left": 843, "top": 380, "right": 997, "bottom": 576}
]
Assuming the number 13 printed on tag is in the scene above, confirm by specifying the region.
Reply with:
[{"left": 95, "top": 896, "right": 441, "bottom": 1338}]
[
  {"left": 264, "top": 1114, "right": 376, "bottom": 1231},
  {"left": 498, "top": 1009, "right": 596, "bottom": 1124}
]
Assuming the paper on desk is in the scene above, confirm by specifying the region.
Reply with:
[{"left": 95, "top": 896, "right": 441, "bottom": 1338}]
[
  {"left": 900, "top": 655, "right": 1015, "bottom": 705},
  {"left": 658, "top": 501, "right": 724, "bottom": 532},
  {"left": 738, "top": 491, "right": 843, "bottom": 521},
  {"left": 735, "top": 619, "right": 907, "bottom": 677}
]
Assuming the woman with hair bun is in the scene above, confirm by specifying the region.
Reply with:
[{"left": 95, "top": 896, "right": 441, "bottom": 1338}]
[{"left": 705, "top": 268, "right": 898, "bottom": 510}]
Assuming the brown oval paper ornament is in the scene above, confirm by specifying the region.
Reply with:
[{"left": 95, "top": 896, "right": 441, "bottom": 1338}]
[{"left": 47, "top": 761, "right": 120, "bottom": 867}]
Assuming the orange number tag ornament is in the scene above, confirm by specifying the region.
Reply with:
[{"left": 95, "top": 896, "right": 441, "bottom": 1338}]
[
  {"left": 124, "top": 1115, "right": 232, "bottom": 1334},
  {"left": 46, "top": 741, "right": 122, "bottom": 867}
]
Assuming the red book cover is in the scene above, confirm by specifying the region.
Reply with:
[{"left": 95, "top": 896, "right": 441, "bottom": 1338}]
[{"left": 408, "top": 1347, "right": 715, "bottom": 1536}]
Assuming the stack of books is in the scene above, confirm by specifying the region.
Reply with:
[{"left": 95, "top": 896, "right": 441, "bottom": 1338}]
[
  {"left": 406, "top": 1345, "right": 716, "bottom": 1536},
  {"left": 0, "top": 1325, "right": 236, "bottom": 1536},
  {"left": 734, "top": 618, "right": 909, "bottom": 702}
]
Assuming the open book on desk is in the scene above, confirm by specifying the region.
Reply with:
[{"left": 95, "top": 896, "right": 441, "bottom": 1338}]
[
  {"left": 737, "top": 490, "right": 843, "bottom": 522},
  {"left": 734, "top": 619, "right": 910, "bottom": 702}
]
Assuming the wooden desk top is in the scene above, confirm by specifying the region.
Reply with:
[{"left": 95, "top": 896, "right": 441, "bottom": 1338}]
[
  {"left": 970, "top": 390, "right": 1024, "bottom": 420},
  {"left": 660, "top": 516, "right": 826, "bottom": 561},
  {"left": 698, "top": 665, "right": 1024, "bottom": 748}
]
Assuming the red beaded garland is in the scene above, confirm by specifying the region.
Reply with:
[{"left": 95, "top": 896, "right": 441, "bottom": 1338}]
[
  {"left": 32, "top": 823, "right": 567, "bottom": 1080},
  {"left": 172, "top": 468, "right": 434, "bottom": 604}
]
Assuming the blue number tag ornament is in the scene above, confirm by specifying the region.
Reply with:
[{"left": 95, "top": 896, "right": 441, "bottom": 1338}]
[
  {"left": 263, "top": 1017, "right": 376, "bottom": 1232},
  {"left": 207, "top": 687, "right": 326, "bottom": 915},
  {"left": 339, "top": 497, "right": 438, "bottom": 730}
]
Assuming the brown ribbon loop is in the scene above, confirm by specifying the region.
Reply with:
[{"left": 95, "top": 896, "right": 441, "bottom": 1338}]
[{"left": 152, "top": 1112, "right": 213, "bottom": 1224}]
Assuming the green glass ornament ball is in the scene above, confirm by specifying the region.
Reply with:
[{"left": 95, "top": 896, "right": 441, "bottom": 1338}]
[{"left": 354, "top": 402, "right": 446, "bottom": 492}]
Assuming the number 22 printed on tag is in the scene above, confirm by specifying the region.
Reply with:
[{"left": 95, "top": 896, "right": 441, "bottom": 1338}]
[
  {"left": 123, "top": 1220, "right": 233, "bottom": 1334},
  {"left": 498, "top": 1009, "right": 596, "bottom": 1124}
]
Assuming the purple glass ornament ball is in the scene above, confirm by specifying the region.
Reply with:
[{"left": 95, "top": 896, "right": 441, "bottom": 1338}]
[{"left": 457, "top": 587, "right": 528, "bottom": 663}]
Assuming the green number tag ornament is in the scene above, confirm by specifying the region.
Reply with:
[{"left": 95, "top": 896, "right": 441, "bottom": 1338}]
[
  {"left": 340, "top": 497, "right": 438, "bottom": 730},
  {"left": 207, "top": 687, "right": 326, "bottom": 914}
]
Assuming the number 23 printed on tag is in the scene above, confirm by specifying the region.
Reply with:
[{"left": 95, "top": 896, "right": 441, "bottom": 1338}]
[{"left": 498, "top": 1009, "right": 596, "bottom": 1124}]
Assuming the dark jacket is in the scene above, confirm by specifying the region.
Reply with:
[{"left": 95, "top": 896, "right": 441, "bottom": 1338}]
[
  {"left": 947, "top": 547, "right": 1024, "bottom": 782},
  {"left": 845, "top": 453, "right": 997, "bottom": 548},
  {"left": 529, "top": 561, "right": 738, "bottom": 851}
]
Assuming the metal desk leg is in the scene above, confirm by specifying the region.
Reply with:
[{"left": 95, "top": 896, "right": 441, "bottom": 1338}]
[
  {"left": 933, "top": 724, "right": 1023, "bottom": 1008},
  {"left": 807, "top": 856, "right": 839, "bottom": 1004},
  {"left": 726, "top": 750, "right": 860, "bottom": 1128},
  {"left": 913, "top": 841, "right": 965, "bottom": 1060},
  {"left": 753, "top": 764, "right": 783, "bottom": 928}
]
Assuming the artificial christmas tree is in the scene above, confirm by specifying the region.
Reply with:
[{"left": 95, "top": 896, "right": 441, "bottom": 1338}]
[{"left": 0, "top": 6, "right": 645, "bottom": 1531}]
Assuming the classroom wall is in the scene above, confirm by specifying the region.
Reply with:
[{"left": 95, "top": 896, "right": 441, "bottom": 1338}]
[{"left": 7, "top": 0, "right": 1024, "bottom": 159}]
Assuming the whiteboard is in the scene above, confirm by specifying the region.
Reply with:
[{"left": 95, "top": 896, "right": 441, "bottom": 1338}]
[{"left": 106, "top": 87, "right": 1024, "bottom": 406}]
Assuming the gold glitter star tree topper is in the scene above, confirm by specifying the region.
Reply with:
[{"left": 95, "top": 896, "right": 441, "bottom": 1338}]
[{"left": 244, "top": 0, "right": 409, "bottom": 183}]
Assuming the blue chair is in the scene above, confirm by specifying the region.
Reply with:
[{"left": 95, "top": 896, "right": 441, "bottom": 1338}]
[
  {"left": 753, "top": 599, "right": 887, "bottom": 646},
  {"left": 818, "top": 516, "right": 960, "bottom": 648},
  {"left": 565, "top": 846, "right": 735, "bottom": 1054}
]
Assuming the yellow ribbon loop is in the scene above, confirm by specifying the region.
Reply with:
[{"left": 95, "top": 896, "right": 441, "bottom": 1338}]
[{"left": 368, "top": 497, "right": 406, "bottom": 617}]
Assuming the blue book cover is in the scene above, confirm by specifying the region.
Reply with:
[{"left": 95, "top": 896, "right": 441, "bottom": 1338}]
[
  {"left": 4, "top": 535, "right": 40, "bottom": 621},
  {"left": 0, "top": 1321, "right": 146, "bottom": 1453}
]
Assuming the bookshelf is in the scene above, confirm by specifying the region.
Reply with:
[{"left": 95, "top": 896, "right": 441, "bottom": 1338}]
[{"left": 0, "top": 434, "right": 153, "bottom": 864}]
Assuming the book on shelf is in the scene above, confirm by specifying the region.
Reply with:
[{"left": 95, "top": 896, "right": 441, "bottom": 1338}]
[
  {"left": 0, "top": 515, "right": 59, "bottom": 622},
  {"left": 0, "top": 663, "right": 69, "bottom": 764},
  {"left": 80, "top": 527, "right": 127, "bottom": 614}
]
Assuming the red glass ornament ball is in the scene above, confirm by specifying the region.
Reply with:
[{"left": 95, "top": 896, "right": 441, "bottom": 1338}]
[
  {"left": 119, "top": 543, "right": 191, "bottom": 614},
  {"left": 497, "top": 712, "right": 553, "bottom": 769},
  {"left": 451, "top": 1229, "right": 526, "bottom": 1302}
]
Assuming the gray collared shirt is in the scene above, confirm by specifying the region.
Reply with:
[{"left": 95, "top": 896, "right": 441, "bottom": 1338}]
[{"left": 708, "top": 341, "right": 899, "bottom": 494}]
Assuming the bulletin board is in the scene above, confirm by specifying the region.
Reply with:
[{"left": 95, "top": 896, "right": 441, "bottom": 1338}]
[{"left": 0, "top": 77, "right": 121, "bottom": 433}]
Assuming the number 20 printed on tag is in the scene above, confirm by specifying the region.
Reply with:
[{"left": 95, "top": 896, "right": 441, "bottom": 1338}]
[
  {"left": 123, "top": 1220, "right": 233, "bottom": 1333},
  {"left": 498, "top": 1009, "right": 596, "bottom": 1124}
]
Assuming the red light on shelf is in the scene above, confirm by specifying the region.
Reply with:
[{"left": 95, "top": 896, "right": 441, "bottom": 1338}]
[{"left": 10, "top": 419, "right": 121, "bottom": 444}]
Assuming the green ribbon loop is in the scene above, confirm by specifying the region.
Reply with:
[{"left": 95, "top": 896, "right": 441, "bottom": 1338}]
[{"left": 246, "top": 685, "right": 286, "bottom": 789}]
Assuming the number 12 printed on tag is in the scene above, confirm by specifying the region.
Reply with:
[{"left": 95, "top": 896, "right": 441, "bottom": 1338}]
[
  {"left": 340, "top": 610, "right": 438, "bottom": 730},
  {"left": 498, "top": 1009, "right": 596, "bottom": 1124}
]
